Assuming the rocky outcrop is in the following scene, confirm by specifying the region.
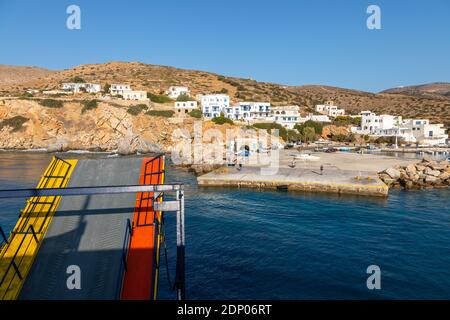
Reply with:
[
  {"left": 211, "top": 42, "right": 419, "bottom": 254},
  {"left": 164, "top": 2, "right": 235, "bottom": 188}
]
[
  {"left": 0, "top": 98, "right": 272, "bottom": 170},
  {"left": 379, "top": 158, "right": 450, "bottom": 189},
  {"left": 0, "top": 99, "right": 193, "bottom": 154},
  {"left": 188, "top": 163, "right": 223, "bottom": 175}
]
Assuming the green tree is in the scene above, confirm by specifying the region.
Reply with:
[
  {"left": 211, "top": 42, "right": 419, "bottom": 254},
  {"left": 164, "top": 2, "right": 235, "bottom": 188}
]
[
  {"left": 127, "top": 104, "right": 148, "bottom": 116},
  {"left": 70, "top": 76, "right": 85, "bottom": 83},
  {"left": 81, "top": 100, "right": 98, "bottom": 113},
  {"left": 176, "top": 94, "right": 192, "bottom": 102},
  {"left": 295, "top": 120, "right": 323, "bottom": 135},
  {"left": 38, "top": 99, "right": 64, "bottom": 108},
  {"left": 253, "top": 122, "right": 287, "bottom": 141},
  {"left": 303, "top": 127, "right": 316, "bottom": 142},
  {"left": 145, "top": 110, "right": 175, "bottom": 118},
  {"left": 287, "top": 129, "right": 301, "bottom": 142},
  {"left": 147, "top": 92, "right": 173, "bottom": 103},
  {"left": 211, "top": 113, "right": 234, "bottom": 125},
  {"left": 188, "top": 109, "right": 202, "bottom": 119},
  {"left": 103, "top": 83, "right": 111, "bottom": 94}
]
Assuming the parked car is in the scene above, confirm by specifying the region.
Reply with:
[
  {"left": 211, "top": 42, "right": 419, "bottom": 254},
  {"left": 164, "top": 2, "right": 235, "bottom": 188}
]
[{"left": 284, "top": 143, "right": 294, "bottom": 149}]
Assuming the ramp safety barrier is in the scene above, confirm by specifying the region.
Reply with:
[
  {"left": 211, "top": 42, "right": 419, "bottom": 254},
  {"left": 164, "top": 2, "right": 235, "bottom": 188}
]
[
  {"left": 120, "top": 155, "right": 165, "bottom": 300},
  {"left": 0, "top": 157, "right": 77, "bottom": 300}
]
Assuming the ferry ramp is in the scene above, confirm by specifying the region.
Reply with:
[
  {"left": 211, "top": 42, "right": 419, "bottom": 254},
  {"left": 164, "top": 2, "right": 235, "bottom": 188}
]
[
  {"left": 19, "top": 157, "right": 143, "bottom": 300},
  {"left": 0, "top": 155, "right": 185, "bottom": 300}
]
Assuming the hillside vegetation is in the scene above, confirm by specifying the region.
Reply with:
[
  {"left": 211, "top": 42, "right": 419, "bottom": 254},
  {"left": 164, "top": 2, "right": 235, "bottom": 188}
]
[{"left": 0, "top": 62, "right": 448, "bottom": 127}]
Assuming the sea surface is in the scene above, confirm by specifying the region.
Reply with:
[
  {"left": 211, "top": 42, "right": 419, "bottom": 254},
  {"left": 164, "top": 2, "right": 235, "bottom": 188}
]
[{"left": 0, "top": 152, "right": 449, "bottom": 300}]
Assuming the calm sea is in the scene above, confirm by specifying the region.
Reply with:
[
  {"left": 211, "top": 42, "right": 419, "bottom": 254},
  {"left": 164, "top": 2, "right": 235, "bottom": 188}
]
[{"left": 1, "top": 152, "right": 449, "bottom": 299}]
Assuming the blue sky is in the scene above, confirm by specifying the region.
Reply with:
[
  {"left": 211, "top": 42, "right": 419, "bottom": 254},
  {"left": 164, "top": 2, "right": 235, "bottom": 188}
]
[{"left": 0, "top": 0, "right": 449, "bottom": 92}]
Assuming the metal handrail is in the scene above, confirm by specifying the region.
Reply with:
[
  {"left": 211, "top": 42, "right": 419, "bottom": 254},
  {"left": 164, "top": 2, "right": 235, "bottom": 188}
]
[
  {"left": 0, "top": 226, "right": 7, "bottom": 246},
  {"left": 0, "top": 154, "right": 185, "bottom": 300},
  {"left": 16, "top": 157, "right": 72, "bottom": 234},
  {"left": 0, "top": 225, "right": 40, "bottom": 299},
  {"left": 122, "top": 219, "right": 133, "bottom": 272},
  {"left": 0, "top": 184, "right": 182, "bottom": 199},
  {"left": 136, "top": 155, "right": 165, "bottom": 227},
  {"left": 0, "top": 157, "right": 71, "bottom": 299},
  {"left": 115, "top": 218, "right": 133, "bottom": 299}
]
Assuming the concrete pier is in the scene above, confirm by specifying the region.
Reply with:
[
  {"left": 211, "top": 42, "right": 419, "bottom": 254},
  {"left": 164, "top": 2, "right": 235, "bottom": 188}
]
[{"left": 197, "top": 151, "right": 419, "bottom": 197}]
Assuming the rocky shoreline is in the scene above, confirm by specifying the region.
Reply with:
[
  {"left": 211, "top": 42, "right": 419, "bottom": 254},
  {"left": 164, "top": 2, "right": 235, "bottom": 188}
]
[{"left": 379, "top": 158, "right": 450, "bottom": 189}]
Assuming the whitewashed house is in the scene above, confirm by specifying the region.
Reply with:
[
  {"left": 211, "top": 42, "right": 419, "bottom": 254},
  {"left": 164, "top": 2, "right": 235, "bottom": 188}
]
[
  {"left": 62, "top": 83, "right": 101, "bottom": 93},
  {"left": 174, "top": 101, "right": 198, "bottom": 117},
  {"left": 166, "top": 86, "right": 190, "bottom": 99},
  {"left": 270, "top": 106, "right": 300, "bottom": 129},
  {"left": 122, "top": 90, "right": 148, "bottom": 101},
  {"left": 224, "top": 102, "right": 271, "bottom": 121},
  {"left": 354, "top": 111, "right": 403, "bottom": 135},
  {"left": 110, "top": 84, "right": 132, "bottom": 96},
  {"left": 299, "top": 114, "right": 332, "bottom": 123},
  {"left": 198, "top": 94, "right": 230, "bottom": 118},
  {"left": 351, "top": 111, "right": 448, "bottom": 145},
  {"left": 402, "top": 119, "right": 448, "bottom": 145},
  {"left": 315, "top": 101, "right": 345, "bottom": 117}
]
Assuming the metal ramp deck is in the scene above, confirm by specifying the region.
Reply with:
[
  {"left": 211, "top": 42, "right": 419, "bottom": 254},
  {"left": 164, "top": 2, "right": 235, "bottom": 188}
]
[
  {"left": 0, "top": 155, "right": 185, "bottom": 300},
  {"left": 19, "top": 158, "right": 142, "bottom": 299}
]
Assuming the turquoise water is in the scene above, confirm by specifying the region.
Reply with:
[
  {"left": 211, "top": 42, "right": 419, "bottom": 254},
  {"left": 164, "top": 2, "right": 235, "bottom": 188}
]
[{"left": 1, "top": 152, "right": 449, "bottom": 299}]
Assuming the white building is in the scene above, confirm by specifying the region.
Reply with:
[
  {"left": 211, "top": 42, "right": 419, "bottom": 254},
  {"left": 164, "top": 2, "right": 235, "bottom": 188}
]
[
  {"left": 166, "top": 86, "right": 190, "bottom": 99},
  {"left": 224, "top": 102, "right": 271, "bottom": 121},
  {"left": 315, "top": 101, "right": 345, "bottom": 117},
  {"left": 198, "top": 94, "right": 230, "bottom": 118},
  {"left": 351, "top": 111, "right": 448, "bottom": 145},
  {"left": 62, "top": 83, "right": 101, "bottom": 93},
  {"left": 355, "top": 111, "right": 403, "bottom": 135},
  {"left": 174, "top": 101, "right": 198, "bottom": 117},
  {"left": 270, "top": 106, "right": 300, "bottom": 129},
  {"left": 402, "top": 119, "right": 448, "bottom": 145},
  {"left": 299, "top": 114, "right": 332, "bottom": 123},
  {"left": 122, "top": 90, "right": 148, "bottom": 101},
  {"left": 110, "top": 84, "right": 132, "bottom": 96}
]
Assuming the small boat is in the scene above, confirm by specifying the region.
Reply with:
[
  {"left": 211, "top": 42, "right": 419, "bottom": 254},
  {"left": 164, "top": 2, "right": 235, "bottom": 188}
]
[{"left": 367, "top": 145, "right": 382, "bottom": 152}]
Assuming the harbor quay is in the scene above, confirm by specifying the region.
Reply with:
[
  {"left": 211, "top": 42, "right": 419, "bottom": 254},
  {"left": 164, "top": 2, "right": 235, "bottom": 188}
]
[{"left": 197, "top": 150, "right": 419, "bottom": 197}]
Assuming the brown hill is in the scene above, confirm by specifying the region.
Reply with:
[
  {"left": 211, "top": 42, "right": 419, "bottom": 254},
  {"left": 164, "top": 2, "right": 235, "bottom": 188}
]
[
  {"left": 381, "top": 82, "right": 450, "bottom": 98},
  {"left": 0, "top": 65, "right": 55, "bottom": 85},
  {"left": 0, "top": 62, "right": 313, "bottom": 111},
  {"left": 0, "top": 62, "right": 448, "bottom": 127},
  {"left": 288, "top": 85, "right": 450, "bottom": 126}
]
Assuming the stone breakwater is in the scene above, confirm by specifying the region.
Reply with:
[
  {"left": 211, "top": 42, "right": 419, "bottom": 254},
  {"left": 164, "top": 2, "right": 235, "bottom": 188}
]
[{"left": 379, "top": 158, "right": 450, "bottom": 189}]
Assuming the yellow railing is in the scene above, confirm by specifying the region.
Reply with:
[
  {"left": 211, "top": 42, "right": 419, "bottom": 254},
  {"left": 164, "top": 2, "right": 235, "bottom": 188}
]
[{"left": 0, "top": 157, "right": 78, "bottom": 300}]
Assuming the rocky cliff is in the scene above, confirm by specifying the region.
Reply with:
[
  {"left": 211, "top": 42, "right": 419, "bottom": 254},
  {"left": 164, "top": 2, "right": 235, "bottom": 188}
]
[{"left": 0, "top": 98, "right": 260, "bottom": 159}]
